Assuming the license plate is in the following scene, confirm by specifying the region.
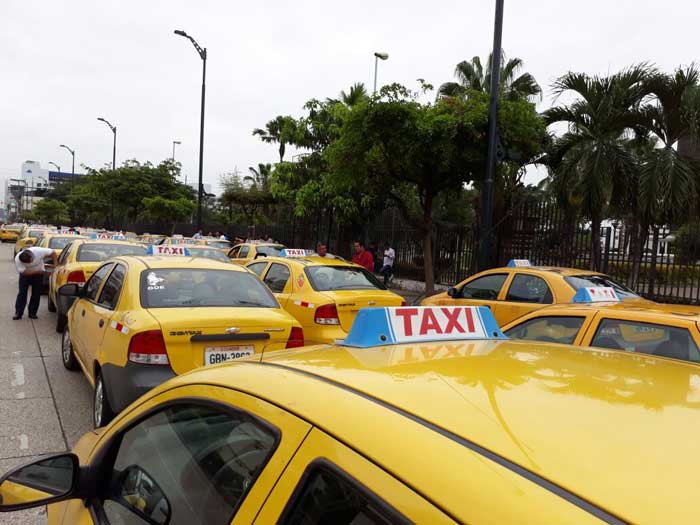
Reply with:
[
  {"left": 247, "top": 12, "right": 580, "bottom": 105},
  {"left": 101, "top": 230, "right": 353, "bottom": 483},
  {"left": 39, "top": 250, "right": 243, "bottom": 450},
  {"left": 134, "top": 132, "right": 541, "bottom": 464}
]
[{"left": 204, "top": 346, "right": 255, "bottom": 365}]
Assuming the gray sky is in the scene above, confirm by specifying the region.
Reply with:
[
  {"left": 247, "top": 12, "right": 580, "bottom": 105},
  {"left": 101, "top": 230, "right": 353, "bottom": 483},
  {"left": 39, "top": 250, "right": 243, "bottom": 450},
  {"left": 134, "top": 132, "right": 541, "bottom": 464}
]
[{"left": 1, "top": 0, "right": 697, "bottom": 198}]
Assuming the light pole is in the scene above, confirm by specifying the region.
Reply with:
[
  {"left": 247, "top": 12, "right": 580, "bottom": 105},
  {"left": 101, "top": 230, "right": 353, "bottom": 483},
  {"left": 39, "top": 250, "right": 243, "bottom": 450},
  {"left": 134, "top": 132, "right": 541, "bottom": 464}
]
[
  {"left": 172, "top": 140, "right": 181, "bottom": 161},
  {"left": 478, "top": 0, "right": 504, "bottom": 271},
  {"left": 48, "top": 162, "right": 61, "bottom": 172},
  {"left": 174, "top": 29, "right": 207, "bottom": 230},
  {"left": 59, "top": 145, "right": 75, "bottom": 184},
  {"left": 97, "top": 117, "right": 117, "bottom": 170},
  {"left": 373, "top": 52, "right": 389, "bottom": 94}
]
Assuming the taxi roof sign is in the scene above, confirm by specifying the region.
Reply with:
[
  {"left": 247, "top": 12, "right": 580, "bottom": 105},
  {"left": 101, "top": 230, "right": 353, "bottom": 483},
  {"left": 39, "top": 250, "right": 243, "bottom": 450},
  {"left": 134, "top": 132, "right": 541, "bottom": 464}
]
[
  {"left": 146, "top": 245, "right": 191, "bottom": 256},
  {"left": 280, "top": 249, "right": 312, "bottom": 257},
  {"left": 572, "top": 286, "right": 620, "bottom": 303},
  {"left": 341, "top": 306, "right": 506, "bottom": 348},
  {"left": 89, "top": 233, "right": 126, "bottom": 240},
  {"left": 507, "top": 259, "right": 532, "bottom": 267}
]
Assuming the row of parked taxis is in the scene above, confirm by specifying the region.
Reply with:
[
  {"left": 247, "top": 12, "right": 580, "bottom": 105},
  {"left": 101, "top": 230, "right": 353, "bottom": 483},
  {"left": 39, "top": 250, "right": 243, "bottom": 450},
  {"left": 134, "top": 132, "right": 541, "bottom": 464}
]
[{"left": 2, "top": 238, "right": 700, "bottom": 524}]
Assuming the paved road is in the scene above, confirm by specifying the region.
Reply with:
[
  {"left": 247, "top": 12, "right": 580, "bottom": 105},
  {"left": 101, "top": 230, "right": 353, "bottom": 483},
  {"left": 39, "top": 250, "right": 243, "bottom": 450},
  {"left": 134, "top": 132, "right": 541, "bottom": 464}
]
[{"left": 0, "top": 243, "right": 92, "bottom": 525}]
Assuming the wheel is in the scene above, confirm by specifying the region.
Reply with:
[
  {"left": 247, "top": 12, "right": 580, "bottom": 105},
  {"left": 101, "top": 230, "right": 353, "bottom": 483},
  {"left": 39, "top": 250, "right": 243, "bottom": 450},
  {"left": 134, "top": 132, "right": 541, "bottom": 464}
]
[
  {"left": 56, "top": 313, "right": 67, "bottom": 333},
  {"left": 48, "top": 295, "right": 56, "bottom": 313},
  {"left": 61, "top": 328, "right": 79, "bottom": 370},
  {"left": 93, "top": 372, "right": 115, "bottom": 428}
]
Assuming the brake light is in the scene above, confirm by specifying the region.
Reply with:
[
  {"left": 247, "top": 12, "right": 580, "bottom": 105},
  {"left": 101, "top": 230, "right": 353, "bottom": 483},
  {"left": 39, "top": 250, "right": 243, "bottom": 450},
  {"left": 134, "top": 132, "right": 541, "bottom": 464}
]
[
  {"left": 66, "top": 270, "right": 86, "bottom": 283},
  {"left": 128, "top": 330, "right": 170, "bottom": 365},
  {"left": 315, "top": 304, "right": 340, "bottom": 325},
  {"left": 286, "top": 326, "right": 305, "bottom": 348}
]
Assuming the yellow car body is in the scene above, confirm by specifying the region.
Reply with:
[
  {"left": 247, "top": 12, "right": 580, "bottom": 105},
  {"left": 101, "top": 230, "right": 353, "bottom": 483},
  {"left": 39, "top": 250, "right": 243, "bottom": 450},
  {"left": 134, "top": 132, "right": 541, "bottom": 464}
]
[
  {"left": 246, "top": 253, "right": 404, "bottom": 344},
  {"left": 0, "top": 224, "right": 24, "bottom": 242},
  {"left": 181, "top": 244, "right": 232, "bottom": 263},
  {"left": 228, "top": 241, "right": 286, "bottom": 264},
  {"left": 1, "top": 306, "right": 699, "bottom": 523},
  {"left": 60, "top": 253, "right": 303, "bottom": 427},
  {"left": 421, "top": 261, "right": 663, "bottom": 326},
  {"left": 14, "top": 227, "right": 55, "bottom": 255},
  {"left": 48, "top": 239, "right": 148, "bottom": 332},
  {"left": 135, "top": 233, "right": 166, "bottom": 246},
  {"left": 163, "top": 236, "right": 233, "bottom": 251},
  {"left": 37, "top": 233, "right": 86, "bottom": 291}
]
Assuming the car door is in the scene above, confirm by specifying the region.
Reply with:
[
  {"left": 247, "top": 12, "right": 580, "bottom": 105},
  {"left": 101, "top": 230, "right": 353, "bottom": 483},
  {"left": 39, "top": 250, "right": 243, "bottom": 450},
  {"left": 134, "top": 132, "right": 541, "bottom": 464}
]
[
  {"left": 444, "top": 272, "right": 511, "bottom": 325},
  {"left": 90, "top": 263, "right": 128, "bottom": 369},
  {"left": 72, "top": 263, "right": 114, "bottom": 377},
  {"left": 262, "top": 262, "right": 293, "bottom": 307},
  {"left": 56, "top": 385, "right": 312, "bottom": 525},
  {"left": 254, "top": 427, "right": 455, "bottom": 524},
  {"left": 51, "top": 242, "right": 74, "bottom": 303},
  {"left": 498, "top": 272, "right": 556, "bottom": 324}
]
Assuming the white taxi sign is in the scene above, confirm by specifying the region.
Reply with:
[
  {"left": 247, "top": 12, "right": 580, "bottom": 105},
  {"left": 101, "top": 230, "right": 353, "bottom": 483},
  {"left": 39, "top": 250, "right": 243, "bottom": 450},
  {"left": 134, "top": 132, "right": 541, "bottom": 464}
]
[
  {"left": 572, "top": 286, "right": 620, "bottom": 303},
  {"left": 342, "top": 306, "right": 506, "bottom": 348},
  {"left": 281, "top": 249, "right": 311, "bottom": 257},
  {"left": 507, "top": 259, "right": 532, "bottom": 267},
  {"left": 146, "top": 245, "right": 191, "bottom": 256}
]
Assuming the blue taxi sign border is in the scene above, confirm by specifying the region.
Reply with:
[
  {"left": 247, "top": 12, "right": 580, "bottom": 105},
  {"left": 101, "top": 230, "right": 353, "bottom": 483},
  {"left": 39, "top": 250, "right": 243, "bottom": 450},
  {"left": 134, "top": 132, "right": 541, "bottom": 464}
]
[
  {"left": 341, "top": 306, "right": 507, "bottom": 348},
  {"left": 507, "top": 259, "right": 532, "bottom": 267},
  {"left": 572, "top": 286, "right": 620, "bottom": 303}
]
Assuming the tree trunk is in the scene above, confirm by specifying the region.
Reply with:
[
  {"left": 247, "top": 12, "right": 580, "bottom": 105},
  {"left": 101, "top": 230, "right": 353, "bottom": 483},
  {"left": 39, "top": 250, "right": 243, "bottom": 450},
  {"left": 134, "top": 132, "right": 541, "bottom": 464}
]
[
  {"left": 422, "top": 193, "right": 435, "bottom": 295},
  {"left": 590, "top": 214, "right": 601, "bottom": 271}
]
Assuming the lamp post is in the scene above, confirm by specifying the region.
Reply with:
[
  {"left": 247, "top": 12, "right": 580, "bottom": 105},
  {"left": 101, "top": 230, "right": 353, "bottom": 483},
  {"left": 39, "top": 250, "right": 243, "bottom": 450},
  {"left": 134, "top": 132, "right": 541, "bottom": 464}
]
[
  {"left": 478, "top": 0, "right": 505, "bottom": 271},
  {"left": 59, "top": 145, "right": 75, "bottom": 184},
  {"left": 97, "top": 117, "right": 117, "bottom": 170},
  {"left": 172, "top": 140, "right": 181, "bottom": 161},
  {"left": 373, "top": 52, "right": 389, "bottom": 94},
  {"left": 174, "top": 29, "right": 207, "bottom": 230},
  {"left": 48, "top": 162, "right": 60, "bottom": 172}
]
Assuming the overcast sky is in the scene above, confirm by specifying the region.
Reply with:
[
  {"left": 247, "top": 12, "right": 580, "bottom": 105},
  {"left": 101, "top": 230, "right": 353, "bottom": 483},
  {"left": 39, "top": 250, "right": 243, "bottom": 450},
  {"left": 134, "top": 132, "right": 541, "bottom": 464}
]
[{"left": 1, "top": 0, "right": 697, "bottom": 201}]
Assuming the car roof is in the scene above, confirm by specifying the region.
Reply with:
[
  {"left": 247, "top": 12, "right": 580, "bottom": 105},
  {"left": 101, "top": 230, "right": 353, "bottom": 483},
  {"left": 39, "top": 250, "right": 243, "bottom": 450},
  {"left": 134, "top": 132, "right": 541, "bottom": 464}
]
[
  {"left": 491, "top": 265, "right": 605, "bottom": 277},
  {"left": 113, "top": 255, "right": 247, "bottom": 271},
  {"left": 76, "top": 239, "right": 146, "bottom": 248},
  {"left": 253, "top": 255, "right": 353, "bottom": 267},
  {"left": 168, "top": 338, "right": 700, "bottom": 523},
  {"left": 520, "top": 301, "right": 700, "bottom": 320}
]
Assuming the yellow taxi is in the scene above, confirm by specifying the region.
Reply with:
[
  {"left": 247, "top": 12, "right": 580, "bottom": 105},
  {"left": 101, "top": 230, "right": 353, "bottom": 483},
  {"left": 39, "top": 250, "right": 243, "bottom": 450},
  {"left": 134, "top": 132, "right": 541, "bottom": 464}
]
[
  {"left": 3, "top": 305, "right": 700, "bottom": 524},
  {"left": 57, "top": 245, "right": 303, "bottom": 427},
  {"left": 0, "top": 223, "right": 24, "bottom": 242},
  {"left": 503, "top": 285, "right": 700, "bottom": 364},
  {"left": 14, "top": 226, "right": 55, "bottom": 255},
  {"left": 135, "top": 233, "right": 166, "bottom": 245},
  {"left": 48, "top": 237, "right": 148, "bottom": 332},
  {"left": 421, "top": 258, "right": 659, "bottom": 326},
  {"left": 163, "top": 235, "right": 233, "bottom": 251},
  {"left": 228, "top": 241, "right": 286, "bottom": 264},
  {"left": 182, "top": 244, "right": 233, "bottom": 263},
  {"left": 246, "top": 249, "right": 404, "bottom": 344},
  {"left": 36, "top": 232, "right": 86, "bottom": 290}
]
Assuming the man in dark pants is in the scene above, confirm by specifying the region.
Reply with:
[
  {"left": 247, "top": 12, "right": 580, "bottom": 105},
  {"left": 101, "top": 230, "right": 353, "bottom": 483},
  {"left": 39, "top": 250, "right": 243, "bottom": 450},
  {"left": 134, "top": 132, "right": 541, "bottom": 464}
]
[{"left": 14, "top": 247, "right": 56, "bottom": 320}]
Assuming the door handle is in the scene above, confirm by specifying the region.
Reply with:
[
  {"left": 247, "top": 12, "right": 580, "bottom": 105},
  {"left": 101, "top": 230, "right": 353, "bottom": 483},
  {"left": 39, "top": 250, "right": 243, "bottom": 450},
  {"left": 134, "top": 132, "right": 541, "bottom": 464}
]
[{"left": 98, "top": 319, "right": 104, "bottom": 328}]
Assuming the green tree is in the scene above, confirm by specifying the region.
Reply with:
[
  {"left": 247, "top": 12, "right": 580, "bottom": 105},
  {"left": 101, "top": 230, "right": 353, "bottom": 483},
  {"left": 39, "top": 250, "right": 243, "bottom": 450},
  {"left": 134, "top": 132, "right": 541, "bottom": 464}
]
[
  {"left": 438, "top": 51, "right": 541, "bottom": 101},
  {"left": 253, "top": 116, "right": 297, "bottom": 162},
  {"left": 140, "top": 196, "right": 196, "bottom": 234},
  {"left": 220, "top": 168, "right": 275, "bottom": 225},
  {"left": 33, "top": 198, "right": 69, "bottom": 224}
]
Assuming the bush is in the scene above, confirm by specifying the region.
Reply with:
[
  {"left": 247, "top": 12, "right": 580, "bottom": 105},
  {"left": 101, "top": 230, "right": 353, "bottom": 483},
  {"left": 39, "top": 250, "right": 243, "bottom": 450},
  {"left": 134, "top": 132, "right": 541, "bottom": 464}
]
[
  {"left": 672, "top": 222, "right": 700, "bottom": 264},
  {"left": 606, "top": 261, "right": 700, "bottom": 285}
]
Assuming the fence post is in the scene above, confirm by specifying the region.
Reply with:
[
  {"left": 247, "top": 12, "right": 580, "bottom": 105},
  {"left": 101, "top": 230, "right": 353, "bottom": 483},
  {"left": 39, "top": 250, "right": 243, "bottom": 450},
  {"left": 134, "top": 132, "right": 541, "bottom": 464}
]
[
  {"left": 648, "top": 228, "right": 660, "bottom": 300},
  {"left": 602, "top": 227, "right": 611, "bottom": 274}
]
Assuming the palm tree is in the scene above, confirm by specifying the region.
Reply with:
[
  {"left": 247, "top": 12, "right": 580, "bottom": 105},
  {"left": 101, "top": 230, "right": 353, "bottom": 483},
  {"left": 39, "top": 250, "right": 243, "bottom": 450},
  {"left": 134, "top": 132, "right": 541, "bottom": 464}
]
[
  {"left": 438, "top": 51, "right": 541, "bottom": 101},
  {"left": 544, "top": 65, "right": 652, "bottom": 270},
  {"left": 340, "top": 83, "right": 368, "bottom": 107},
  {"left": 253, "top": 116, "right": 296, "bottom": 162},
  {"left": 245, "top": 163, "right": 272, "bottom": 192}
]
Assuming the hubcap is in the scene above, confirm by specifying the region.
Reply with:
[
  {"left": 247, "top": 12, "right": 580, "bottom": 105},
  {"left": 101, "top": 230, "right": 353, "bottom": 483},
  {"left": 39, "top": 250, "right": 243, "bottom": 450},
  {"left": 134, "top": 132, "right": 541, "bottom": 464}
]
[
  {"left": 62, "top": 330, "right": 71, "bottom": 363},
  {"left": 94, "top": 379, "right": 103, "bottom": 427}
]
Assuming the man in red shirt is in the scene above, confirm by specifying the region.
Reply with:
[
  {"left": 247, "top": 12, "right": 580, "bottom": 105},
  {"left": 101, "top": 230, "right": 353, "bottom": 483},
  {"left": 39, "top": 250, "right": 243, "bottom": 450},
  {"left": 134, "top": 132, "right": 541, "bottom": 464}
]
[{"left": 352, "top": 241, "right": 374, "bottom": 272}]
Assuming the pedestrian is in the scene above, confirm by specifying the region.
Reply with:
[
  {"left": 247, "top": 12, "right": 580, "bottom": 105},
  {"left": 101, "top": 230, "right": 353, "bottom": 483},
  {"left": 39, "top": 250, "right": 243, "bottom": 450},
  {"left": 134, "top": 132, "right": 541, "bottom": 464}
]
[
  {"left": 352, "top": 241, "right": 374, "bottom": 272},
  {"left": 14, "top": 247, "right": 56, "bottom": 320},
  {"left": 207, "top": 231, "right": 214, "bottom": 237},
  {"left": 219, "top": 232, "right": 228, "bottom": 241},
  {"left": 368, "top": 241, "right": 380, "bottom": 272},
  {"left": 193, "top": 229, "right": 204, "bottom": 239},
  {"left": 381, "top": 241, "right": 396, "bottom": 286},
  {"left": 316, "top": 242, "right": 335, "bottom": 258}
]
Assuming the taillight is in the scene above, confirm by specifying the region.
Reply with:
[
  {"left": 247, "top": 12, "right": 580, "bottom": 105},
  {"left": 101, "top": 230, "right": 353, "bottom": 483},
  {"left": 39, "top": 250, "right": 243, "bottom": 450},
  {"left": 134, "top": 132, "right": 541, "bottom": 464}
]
[
  {"left": 66, "top": 270, "right": 86, "bottom": 283},
  {"left": 286, "top": 326, "right": 305, "bottom": 348},
  {"left": 128, "top": 330, "right": 170, "bottom": 365},
  {"left": 315, "top": 304, "right": 340, "bottom": 325}
]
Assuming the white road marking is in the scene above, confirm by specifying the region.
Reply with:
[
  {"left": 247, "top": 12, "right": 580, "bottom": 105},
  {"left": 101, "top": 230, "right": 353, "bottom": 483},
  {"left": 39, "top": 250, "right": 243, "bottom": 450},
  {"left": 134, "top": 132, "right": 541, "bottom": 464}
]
[{"left": 11, "top": 363, "right": 25, "bottom": 387}]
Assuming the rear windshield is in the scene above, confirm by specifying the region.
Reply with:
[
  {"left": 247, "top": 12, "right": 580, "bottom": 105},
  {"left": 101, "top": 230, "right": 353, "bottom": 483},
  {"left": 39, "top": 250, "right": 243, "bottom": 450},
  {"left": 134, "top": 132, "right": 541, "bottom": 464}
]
[
  {"left": 76, "top": 243, "right": 147, "bottom": 262},
  {"left": 305, "top": 266, "right": 386, "bottom": 291},
  {"left": 29, "top": 230, "right": 47, "bottom": 238},
  {"left": 205, "top": 240, "right": 232, "bottom": 249},
  {"left": 256, "top": 245, "right": 286, "bottom": 256},
  {"left": 48, "top": 237, "right": 77, "bottom": 250},
  {"left": 564, "top": 274, "right": 640, "bottom": 299},
  {"left": 140, "top": 269, "right": 279, "bottom": 308},
  {"left": 188, "top": 247, "right": 231, "bottom": 262}
]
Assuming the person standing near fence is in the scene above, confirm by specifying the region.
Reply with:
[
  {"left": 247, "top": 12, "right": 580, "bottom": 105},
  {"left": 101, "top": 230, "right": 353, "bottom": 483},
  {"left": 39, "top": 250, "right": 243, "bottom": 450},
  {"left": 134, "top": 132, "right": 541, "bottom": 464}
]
[
  {"left": 352, "top": 241, "right": 374, "bottom": 272},
  {"left": 14, "top": 247, "right": 56, "bottom": 320},
  {"left": 381, "top": 242, "right": 396, "bottom": 286}
]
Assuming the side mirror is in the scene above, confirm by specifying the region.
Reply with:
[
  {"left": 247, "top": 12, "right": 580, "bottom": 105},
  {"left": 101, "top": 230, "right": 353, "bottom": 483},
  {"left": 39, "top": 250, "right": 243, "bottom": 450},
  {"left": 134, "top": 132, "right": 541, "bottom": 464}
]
[
  {"left": 447, "top": 287, "right": 459, "bottom": 298},
  {"left": 58, "top": 283, "right": 82, "bottom": 297},
  {"left": 0, "top": 453, "right": 79, "bottom": 512}
]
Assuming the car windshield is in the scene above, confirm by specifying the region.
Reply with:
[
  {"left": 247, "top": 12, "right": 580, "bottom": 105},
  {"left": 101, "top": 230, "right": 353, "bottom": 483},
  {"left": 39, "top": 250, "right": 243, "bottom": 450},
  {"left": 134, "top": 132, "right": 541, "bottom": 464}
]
[
  {"left": 205, "top": 240, "right": 232, "bottom": 249},
  {"left": 187, "top": 247, "right": 230, "bottom": 262},
  {"left": 256, "top": 245, "right": 286, "bottom": 256},
  {"left": 305, "top": 266, "right": 386, "bottom": 291},
  {"left": 48, "top": 237, "right": 77, "bottom": 249},
  {"left": 564, "top": 274, "right": 640, "bottom": 299},
  {"left": 29, "top": 230, "right": 47, "bottom": 238},
  {"left": 76, "top": 243, "right": 147, "bottom": 262},
  {"left": 140, "top": 269, "right": 279, "bottom": 308}
]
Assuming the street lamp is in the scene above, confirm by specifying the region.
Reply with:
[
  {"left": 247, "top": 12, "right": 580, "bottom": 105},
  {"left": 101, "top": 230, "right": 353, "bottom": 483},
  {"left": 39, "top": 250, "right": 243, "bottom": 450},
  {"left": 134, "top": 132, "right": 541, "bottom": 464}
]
[
  {"left": 48, "top": 162, "right": 60, "bottom": 172},
  {"left": 373, "top": 52, "right": 389, "bottom": 94},
  {"left": 172, "top": 140, "right": 181, "bottom": 161},
  {"left": 97, "top": 117, "right": 117, "bottom": 170},
  {"left": 59, "top": 145, "right": 75, "bottom": 181},
  {"left": 174, "top": 29, "right": 207, "bottom": 230}
]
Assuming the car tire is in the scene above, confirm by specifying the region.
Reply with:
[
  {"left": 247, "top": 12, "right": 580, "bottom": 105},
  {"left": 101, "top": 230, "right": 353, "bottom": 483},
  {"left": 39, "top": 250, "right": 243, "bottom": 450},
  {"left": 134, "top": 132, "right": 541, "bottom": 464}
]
[
  {"left": 93, "top": 372, "right": 115, "bottom": 428},
  {"left": 61, "top": 328, "right": 79, "bottom": 371},
  {"left": 56, "top": 313, "right": 67, "bottom": 333},
  {"left": 48, "top": 296, "right": 57, "bottom": 313}
]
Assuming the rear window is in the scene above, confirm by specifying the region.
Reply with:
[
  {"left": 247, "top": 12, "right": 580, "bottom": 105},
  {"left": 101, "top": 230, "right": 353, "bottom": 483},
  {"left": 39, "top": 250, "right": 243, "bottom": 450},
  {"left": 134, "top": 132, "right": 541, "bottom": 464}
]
[
  {"left": 564, "top": 274, "right": 639, "bottom": 299},
  {"left": 305, "top": 266, "right": 386, "bottom": 291},
  {"left": 256, "top": 245, "right": 286, "bottom": 257},
  {"left": 205, "top": 240, "right": 232, "bottom": 249},
  {"left": 188, "top": 247, "right": 230, "bottom": 262},
  {"left": 140, "top": 269, "right": 279, "bottom": 308},
  {"left": 77, "top": 243, "right": 147, "bottom": 262},
  {"left": 29, "top": 230, "right": 47, "bottom": 238},
  {"left": 48, "top": 237, "right": 77, "bottom": 250}
]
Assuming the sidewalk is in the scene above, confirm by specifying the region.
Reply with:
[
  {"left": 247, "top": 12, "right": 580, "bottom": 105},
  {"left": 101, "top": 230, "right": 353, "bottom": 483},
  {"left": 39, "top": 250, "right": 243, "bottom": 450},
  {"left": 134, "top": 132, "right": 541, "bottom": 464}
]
[{"left": 385, "top": 277, "right": 449, "bottom": 305}]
